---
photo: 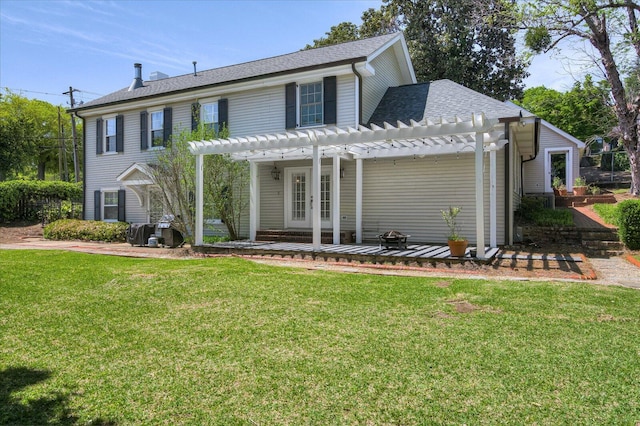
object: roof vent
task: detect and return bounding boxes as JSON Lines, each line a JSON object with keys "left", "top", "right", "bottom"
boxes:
{"left": 128, "top": 63, "right": 144, "bottom": 91}
{"left": 150, "top": 71, "right": 169, "bottom": 81}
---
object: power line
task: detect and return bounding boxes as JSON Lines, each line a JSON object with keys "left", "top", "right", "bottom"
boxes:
{"left": 2, "top": 87, "right": 103, "bottom": 100}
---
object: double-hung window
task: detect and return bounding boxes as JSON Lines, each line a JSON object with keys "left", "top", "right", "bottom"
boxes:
{"left": 103, "top": 191, "right": 119, "bottom": 221}
{"left": 202, "top": 102, "right": 219, "bottom": 132}
{"left": 299, "top": 82, "right": 323, "bottom": 127}
{"left": 104, "top": 118, "right": 117, "bottom": 153}
{"left": 150, "top": 111, "right": 164, "bottom": 148}
{"left": 285, "top": 76, "right": 336, "bottom": 129}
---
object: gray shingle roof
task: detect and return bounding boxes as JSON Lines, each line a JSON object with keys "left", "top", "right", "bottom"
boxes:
{"left": 74, "top": 33, "right": 400, "bottom": 111}
{"left": 368, "top": 79, "right": 522, "bottom": 126}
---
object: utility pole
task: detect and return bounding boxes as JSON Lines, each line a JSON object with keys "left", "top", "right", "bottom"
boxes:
{"left": 64, "top": 87, "right": 80, "bottom": 183}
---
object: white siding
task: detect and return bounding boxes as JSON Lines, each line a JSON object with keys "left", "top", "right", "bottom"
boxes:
{"left": 255, "top": 152, "right": 506, "bottom": 245}
{"left": 361, "top": 153, "right": 505, "bottom": 245}
{"left": 336, "top": 75, "right": 356, "bottom": 127}
{"left": 361, "top": 48, "right": 411, "bottom": 123}
{"left": 523, "top": 126, "right": 581, "bottom": 194}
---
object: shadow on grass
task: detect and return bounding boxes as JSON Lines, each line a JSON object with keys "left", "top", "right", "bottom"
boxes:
{"left": 0, "top": 366, "right": 116, "bottom": 425}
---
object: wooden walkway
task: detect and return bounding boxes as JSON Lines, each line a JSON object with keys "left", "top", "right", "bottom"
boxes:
{"left": 194, "top": 241, "right": 500, "bottom": 265}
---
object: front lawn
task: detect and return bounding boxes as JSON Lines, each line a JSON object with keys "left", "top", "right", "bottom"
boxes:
{"left": 1, "top": 251, "right": 639, "bottom": 424}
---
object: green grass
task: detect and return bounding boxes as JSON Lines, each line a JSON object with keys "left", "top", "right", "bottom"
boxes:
{"left": 1, "top": 250, "right": 640, "bottom": 425}
{"left": 594, "top": 203, "right": 620, "bottom": 226}
{"left": 533, "top": 208, "right": 573, "bottom": 226}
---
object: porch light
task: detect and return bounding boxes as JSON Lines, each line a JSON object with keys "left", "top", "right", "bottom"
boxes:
{"left": 270, "top": 165, "right": 280, "bottom": 180}
{"left": 340, "top": 167, "right": 345, "bottom": 179}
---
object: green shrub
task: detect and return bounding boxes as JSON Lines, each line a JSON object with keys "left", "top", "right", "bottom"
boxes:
{"left": 0, "top": 180, "right": 82, "bottom": 222}
{"left": 617, "top": 200, "right": 640, "bottom": 250}
{"left": 44, "top": 219, "right": 127, "bottom": 242}
{"left": 38, "top": 200, "right": 83, "bottom": 224}
{"left": 532, "top": 209, "right": 574, "bottom": 227}
{"left": 516, "top": 196, "right": 546, "bottom": 222}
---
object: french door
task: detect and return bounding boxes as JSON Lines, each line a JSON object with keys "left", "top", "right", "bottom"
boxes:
{"left": 284, "top": 167, "right": 332, "bottom": 228}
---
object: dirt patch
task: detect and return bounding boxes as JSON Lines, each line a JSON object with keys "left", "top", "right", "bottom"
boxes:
{"left": 0, "top": 222, "right": 43, "bottom": 243}
{"left": 447, "top": 300, "right": 480, "bottom": 313}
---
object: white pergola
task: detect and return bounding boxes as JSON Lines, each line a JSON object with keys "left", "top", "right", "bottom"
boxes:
{"left": 189, "top": 113, "right": 518, "bottom": 260}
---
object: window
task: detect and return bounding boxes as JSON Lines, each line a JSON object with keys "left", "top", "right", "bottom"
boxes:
{"left": 103, "top": 191, "right": 119, "bottom": 221}
{"left": 299, "top": 82, "right": 323, "bottom": 127}
{"left": 202, "top": 102, "right": 219, "bottom": 132}
{"left": 105, "top": 118, "right": 117, "bottom": 152}
{"left": 150, "top": 111, "right": 164, "bottom": 147}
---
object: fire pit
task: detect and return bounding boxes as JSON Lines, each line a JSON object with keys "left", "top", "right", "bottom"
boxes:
{"left": 378, "top": 230, "right": 410, "bottom": 250}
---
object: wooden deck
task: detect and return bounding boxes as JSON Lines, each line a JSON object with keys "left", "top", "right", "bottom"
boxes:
{"left": 193, "top": 242, "right": 500, "bottom": 265}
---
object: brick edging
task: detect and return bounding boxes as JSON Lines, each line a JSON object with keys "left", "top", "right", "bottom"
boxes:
{"left": 625, "top": 254, "right": 640, "bottom": 268}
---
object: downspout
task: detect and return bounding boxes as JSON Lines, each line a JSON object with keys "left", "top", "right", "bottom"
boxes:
{"left": 520, "top": 117, "right": 541, "bottom": 196}
{"left": 351, "top": 63, "right": 363, "bottom": 125}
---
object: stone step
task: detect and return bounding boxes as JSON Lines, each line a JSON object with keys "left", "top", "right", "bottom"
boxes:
{"left": 581, "top": 230, "right": 619, "bottom": 241}
{"left": 582, "top": 240, "right": 625, "bottom": 251}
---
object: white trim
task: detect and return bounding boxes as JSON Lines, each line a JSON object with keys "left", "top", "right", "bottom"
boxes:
{"left": 332, "top": 155, "right": 341, "bottom": 244}
{"left": 101, "top": 188, "right": 120, "bottom": 223}
{"left": 544, "top": 147, "right": 574, "bottom": 192}
{"left": 249, "top": 161, "right": 258, "bottom": 241}
{"left": 355, "top": 158, "right": 363, "bottom": 244}
{"left": 195, "top": 154, "right": 204, "bottom": 246}
{"left": 475, "top": 132, "right": 486, "bottom": 259}
{"left": 312, "top": 145, "right": 321, "bottom": 250}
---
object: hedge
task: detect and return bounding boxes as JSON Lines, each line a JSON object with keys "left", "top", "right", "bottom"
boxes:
{"left": 0, "top": 180, "right": 83, "bottom": 222}
{"left": 44, "top": 219, "right": 127, "bottom": 243}
{"left": 617, "top": 200, "right": 640, "bottom": 250}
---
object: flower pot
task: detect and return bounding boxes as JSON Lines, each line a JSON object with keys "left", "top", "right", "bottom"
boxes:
{"left": 448, "top": 239, "right": 468, "bottom": 257}
{"left": 573, "top": 186, "right": 587, "bottom": 196}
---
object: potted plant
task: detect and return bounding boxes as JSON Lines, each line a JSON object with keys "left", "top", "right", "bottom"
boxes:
{"left": 589, "top": 184, "right": 601, "bottom": 195}
{"left": 552, "top": 177, "right": 567, "bottom": 196}
{"left": 441, "top": 206, "right": 468, "bottom": 257}
{"left": 573, "top": 176, "right": 588, "bottom": 195}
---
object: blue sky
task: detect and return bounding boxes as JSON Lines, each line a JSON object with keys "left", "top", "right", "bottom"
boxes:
{"left": 1, "top": 0, "right": 580, "bottom": 107}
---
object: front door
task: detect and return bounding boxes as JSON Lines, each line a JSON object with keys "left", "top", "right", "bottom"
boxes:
{"left": 545, "top": 148, "right": 572, "bottom": 192}
{"left": 284, "top": 167, "right": 332, "bottom": 228}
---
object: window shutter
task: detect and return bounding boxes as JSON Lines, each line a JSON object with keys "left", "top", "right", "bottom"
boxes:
{"left": 140, "top": 111, "right": 148, "bottom": 150}
{"left": 163, "top": 107, "right": 172, "bottom": 146}
{"left": 94, "top": 190, "right": 101, "bottom": 221}
{"left": 191, "top": 103, "right": 200, "bottom": 131}
{"left": 218, "top": 98, "right": 228, "bottom": 133}
{"left": 96, "top": 119, "right": 103, "bottom": 155}
{"left": 285, "top": 82, "right": 296, "bottom": 129}
{"left": 323, "top": 76, "right": 337, "bottom": 125}
{"left": 116, "top": 114, "right": 124, "bottom": 153}
{"left": 118, "top": 189, "right": 126, "bottom": 222}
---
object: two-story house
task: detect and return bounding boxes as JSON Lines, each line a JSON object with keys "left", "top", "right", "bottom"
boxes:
{"left": 70, "top": 32, "right": 541, "bottom": 258}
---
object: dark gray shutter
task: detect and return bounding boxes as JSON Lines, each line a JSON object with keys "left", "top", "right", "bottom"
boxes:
{"left": 218, "top": 98, "right": 228, "bottom": 132}
{"left": 323, "top": 76, "right": 337, "bottom": 125}
{"left": 285, "top": 82, "right": 296, "bottom": 129}
{"left": 163, "top": 107, "right": 172, "bottom": 146}
{"left": 191, "top": 103, "right": 200, "bottom": 131}
{"left": 118, "top": 189, "right": 126, "bottom": 222}
{"left": 96, "top": 119, "right": 103, "bottom": 155}
{"left": 140, "top": 111, "right": 148, "bottom": 150}
{"left": 116, "top": 114, "right": 124, "bottom": 152}
{"left": 94, "top": 190, "right": 101, "bottom": 221}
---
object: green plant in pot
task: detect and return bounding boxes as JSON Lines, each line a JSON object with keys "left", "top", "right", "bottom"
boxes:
{"left": 442, "top": 206, "right": 468, "bottom": 257}
{"left": 552, "top": 176, "right": 567, "bottom": 196}
{"left": 573, "top": 176, "right": 588, "bottom": 195}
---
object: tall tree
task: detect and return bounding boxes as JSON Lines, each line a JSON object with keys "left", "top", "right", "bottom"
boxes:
{"left": 0, "top": 90, "right": 77, "bottom": 181}
{"left": 305, "top": 1, "right": 528, "bottom": 101}
{"left": 395, "top": 0, "right": 528, "bottom": 100}
{"left": 521, "top": 0, "right": 640, "bottom": 195}
{"left": 518, "top": 75, "right": 617, "bottom": 144}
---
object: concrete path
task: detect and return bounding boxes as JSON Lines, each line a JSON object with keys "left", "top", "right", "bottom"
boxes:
{"left": 588, "top": 256, "right": 640, "bottom": 289}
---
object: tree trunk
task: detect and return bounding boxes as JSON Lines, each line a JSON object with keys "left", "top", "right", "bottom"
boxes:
{"left": 37, "top": 162, "right": 46, "bottom": 180}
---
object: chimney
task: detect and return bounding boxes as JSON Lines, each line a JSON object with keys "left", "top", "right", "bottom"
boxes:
{"left": 193, "top": 61, "right": 197, "bottom": 76}
{"left": 128, "top": 63, "right": 144, "bottom": 91}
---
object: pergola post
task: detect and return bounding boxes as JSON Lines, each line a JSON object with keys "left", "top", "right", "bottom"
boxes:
{"left": 332, "top": 155, "right": 341, "bottom": 245}
{"left": 355, "top": 158, "right": 363, "bottom": 244}
{"left": 475, "top": 132, "right": 486, "bottom": 259}
{"left": 249, "top": 161, "right": 258, "bottom": 241}
{"left": 490, "top": 146, "right": 497, "bottom": 248}
{"left": 312, "top": 145, "right": 321, "bottom": 250}
{"left": 195, "top": 154, "right": 204, "bottom": 246}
